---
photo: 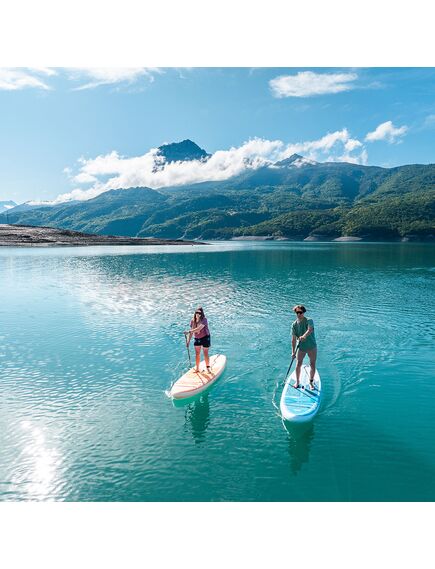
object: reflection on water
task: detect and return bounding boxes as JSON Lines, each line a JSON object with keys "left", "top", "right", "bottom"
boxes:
{"left": 284, "top": 421, "right": 315, "bottom": 475}
{"left": 184, "top": 395, "right": 211, "bottom": 444}
{"left": 8, "top": 421, "right": 63, "bottom": 501}
{"left": 0, "top": 242, "right": 434, "bottom": 501}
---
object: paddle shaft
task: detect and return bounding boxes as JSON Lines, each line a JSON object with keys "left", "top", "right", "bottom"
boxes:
{"left": 272, "top": 341, "right": 300, "bottom": 412}
{"left": 285, "top": 341, "right": 300, "bottom": 380}
{"left": 184, "top": 332, "right": 192, "bottom": 367}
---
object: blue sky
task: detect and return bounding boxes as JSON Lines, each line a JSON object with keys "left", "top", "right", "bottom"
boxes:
{"left": 0, "top": 67, "right": 434, "bottom": 204}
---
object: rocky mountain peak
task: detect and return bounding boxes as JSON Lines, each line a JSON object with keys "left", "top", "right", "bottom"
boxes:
{"left": 157, "top": 139, "right": 210, "bottom": 163}
{"left": 274, "top": 154, "right": 318, "bottom": 168}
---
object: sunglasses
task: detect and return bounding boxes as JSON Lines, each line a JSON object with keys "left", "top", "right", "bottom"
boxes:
{"left": 295, "top": 311, "right": 303, "bottom": 315}
{"left": 195, "top": 311, "right": 202, "bottom": 315}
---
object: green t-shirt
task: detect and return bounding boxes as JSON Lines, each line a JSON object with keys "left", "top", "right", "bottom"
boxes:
{"left": 291, "top": 317, "right": 317, "bottom": 351}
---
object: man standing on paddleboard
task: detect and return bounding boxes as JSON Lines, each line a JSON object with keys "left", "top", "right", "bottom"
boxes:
{"left": 185, "top": 307, "right": 211, "bottom": 373}
{"left": 291, "top": 305, "right": 317, "bottom": 390}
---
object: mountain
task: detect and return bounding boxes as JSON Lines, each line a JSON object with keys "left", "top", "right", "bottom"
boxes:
{"left": 0, "top": 200, "right": 17, "bottom": 214}
{"left": 5, "top": 201, "right": 57, "bottom": 214}
{"left": 274, "top": 154, "right": 318, "bottom": 168}
{"left": 1, "top": 148, "right": 434, "bottom": 241}
{"left": 157, "top": 139, "right": 209, "bottom": 163}
{"left": 1, "top": 187, "right": 167, "bottom": 237}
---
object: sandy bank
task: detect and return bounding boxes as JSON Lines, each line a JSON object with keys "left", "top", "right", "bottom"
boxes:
{"left": 0, "top": 224, "right": 202, "bottom": 247}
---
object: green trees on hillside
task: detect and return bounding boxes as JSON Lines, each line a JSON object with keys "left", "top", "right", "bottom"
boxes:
{"left": 342, "top": 192, "right": 435, "bottom": 237}
{"left": 1, "top": 162, "right": 434, "bottom": 240}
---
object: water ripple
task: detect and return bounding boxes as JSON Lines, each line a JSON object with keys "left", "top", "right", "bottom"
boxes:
{"left": 0, "top": 242, "right": 434, "bottom": 501}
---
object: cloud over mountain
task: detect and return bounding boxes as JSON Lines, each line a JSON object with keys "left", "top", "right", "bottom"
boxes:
{"left": 38, "top": 130, "right": 369, "bottom": 205}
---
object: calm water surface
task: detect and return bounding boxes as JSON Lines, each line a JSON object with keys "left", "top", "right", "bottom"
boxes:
{"left": 0, "top": 241, "right": 434, "bottom": 501}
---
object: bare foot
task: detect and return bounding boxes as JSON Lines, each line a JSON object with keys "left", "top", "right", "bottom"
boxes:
{"left": 293, "top": 383, "right": 300, "bottom": 389}
{"left": 309, "top": 380, "right": 315, "bottom": 390}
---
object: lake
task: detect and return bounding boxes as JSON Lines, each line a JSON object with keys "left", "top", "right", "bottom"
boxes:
{"left": 0, "top": 241, "right": 434, "bottom": 501}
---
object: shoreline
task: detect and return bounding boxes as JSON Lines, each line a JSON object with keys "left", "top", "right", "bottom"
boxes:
{"left": 231, "top": 234, "right": 434, "bottom": 243}
{"left": 0, "top": 224, "right": 203, "bottom": 247}
{"left": 1, "top": 225, "right": 432, "bottom": 247}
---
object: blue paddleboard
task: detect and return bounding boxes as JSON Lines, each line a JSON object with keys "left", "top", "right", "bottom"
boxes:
{"left": 280, "top": 364, "right": 322, "bottom": 422}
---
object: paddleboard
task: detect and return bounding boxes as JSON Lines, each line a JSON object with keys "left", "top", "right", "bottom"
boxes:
{"left": 170, "top": 354, "right": 226, "bottom": 399}
{"left": 280, "top": 364, "right": 321, "bottom": 422}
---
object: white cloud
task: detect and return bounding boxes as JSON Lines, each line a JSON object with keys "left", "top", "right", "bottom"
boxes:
{"left": 276, "top": 129, "right": 366, "bottom": 163}
{"left": 73, "top": 172, "right": 98, "bottom": 184}
{"left": 0, "top": 68, "right": 53, "bottom": 91}
{"left": 269, "top": 71, "right": 358, "bottom": 98}
{"left": 333, "top": 149, "right": 368, "bottom": 165}
{"left": 365, "top": 120, "right": 408, "bottom": 143}
{"left": 27, "top": 67, "right": 58, "bottom": 76}
{"left": 0, "top": 67, "right": 163, "bottom": 92}
{"left": 43, "top": 129, "right": 368, "bottom": 205}
{"left": 344, "top": 138, "right": 363, "bottom": 152}
{"left": 68, "top": 67, "right": 162, "bottom": 90}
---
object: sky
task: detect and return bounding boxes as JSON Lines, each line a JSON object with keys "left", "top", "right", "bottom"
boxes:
{"left": 0, "top": 67, "right": 434, "bottom": 204}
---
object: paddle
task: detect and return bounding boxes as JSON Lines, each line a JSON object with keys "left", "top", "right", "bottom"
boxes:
{"left": 183, "top": 331, "right": 192, "bottom": 368}
{"left": 272, "top": 341, "right": 300, "bottom": 412}
{"left": 284, "top": 341, "right": 300, "bottom": 382}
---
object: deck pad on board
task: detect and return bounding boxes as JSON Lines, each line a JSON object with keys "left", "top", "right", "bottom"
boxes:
{"left": 170, "top": 354, "right": 226, "bottom": 399}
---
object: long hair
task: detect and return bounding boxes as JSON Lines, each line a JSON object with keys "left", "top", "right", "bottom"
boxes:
{"left": 192, "top": 306, "right": 205, "bottom": 325}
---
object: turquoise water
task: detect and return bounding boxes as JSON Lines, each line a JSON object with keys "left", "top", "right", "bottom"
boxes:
{"left": 0, "top": 241, "right": 434, "bottom": 501}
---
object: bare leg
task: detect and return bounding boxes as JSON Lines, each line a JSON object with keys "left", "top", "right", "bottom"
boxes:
{"left": 295, "top": 351, "right": 305, "bottom": 387}
{"left": 203, "top": 347, "right": 210, "bottom": 369}
{"left": 308, "top": 348, "right": 317, "bottom": 380}
{"left": 307, "top": 348, "right": 317, "bottom": 388}
{"left": 195, "top": 346, "right": 201, "bottom": 371}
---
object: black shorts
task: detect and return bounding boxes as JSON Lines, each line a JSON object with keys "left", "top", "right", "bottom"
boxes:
{"left": 194, "top": 335, "right": 211, "bottom": 348}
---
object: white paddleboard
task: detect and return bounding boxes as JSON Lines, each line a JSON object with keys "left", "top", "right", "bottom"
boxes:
{"left": 280, "top": 364, "right": 322, "bottom": 422}
{"left": 170, "top": 354, "right": 226, "bottom": 399}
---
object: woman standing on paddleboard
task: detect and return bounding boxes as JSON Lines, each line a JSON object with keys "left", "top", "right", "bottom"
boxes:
{"left": 291, "top": 305, "right": 317, "bottom": 390}
{"left": 185, "top": 307, "right": 211, "bottom": 373}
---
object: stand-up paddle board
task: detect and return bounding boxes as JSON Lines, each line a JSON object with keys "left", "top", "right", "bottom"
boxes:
{"left": 170, "top": 354, "right": 226, "bottom": 400}
{"left": 280, "top": 364, "right": 321, "bottom": 422}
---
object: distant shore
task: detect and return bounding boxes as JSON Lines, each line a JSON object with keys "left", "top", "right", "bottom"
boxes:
{"left": 231, "top": 234, "right": 434, "bottom": 243}
{"left": 1, "top": 225, "right": 432, "bottom": 247}
{"left": 0, "top": 224, "right": 203, "bottom": 247}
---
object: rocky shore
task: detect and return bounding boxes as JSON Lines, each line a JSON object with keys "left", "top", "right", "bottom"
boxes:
{"left": 0, "top": 224, "right": 202, "bottom": 247}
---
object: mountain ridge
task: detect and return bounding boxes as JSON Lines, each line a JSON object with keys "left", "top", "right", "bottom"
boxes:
{"left": 0, "top": 200, "right": 17, "bottom": 214}
{"left": 1, "top": 145, "right": 434, "bottom": 241}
